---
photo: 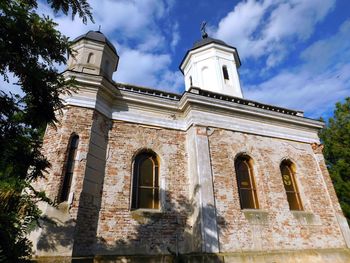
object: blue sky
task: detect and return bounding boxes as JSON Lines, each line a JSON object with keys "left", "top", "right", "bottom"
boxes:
{"left": 2, "top": 0, "right": 350, "bottom": 119}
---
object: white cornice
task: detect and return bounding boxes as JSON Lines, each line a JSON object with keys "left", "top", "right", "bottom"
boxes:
{"left": 60, "top": 73, "right": 323, "bottom": 143}
{"left": 179, "top": 92, "right": 323, "bottom": 130}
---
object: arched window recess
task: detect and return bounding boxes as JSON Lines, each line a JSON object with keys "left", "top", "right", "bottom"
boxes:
{"left": 131, "top": 151, "right": 160, "bottom": 210}
{"left": 235, "top": 154, "right": 259, "bottom": 209}
{"left": 222, "top": 65, "right": 229, "bottom": 80}
{"left": 87, "top": 52, "right": 94, "bottom": 63}
{"left": 280, "top": 160, "right": 303, "bottom": 211}
{"left": 59, "top": 134, "right": 79, "bottom": 203}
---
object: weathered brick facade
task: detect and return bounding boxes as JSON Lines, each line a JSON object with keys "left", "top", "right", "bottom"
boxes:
{"left": 31, "top": 105, "right": 350, "bottom": 262}
{"left": 209, "top": 130, "right": 344, "bottom": 251}
{"left": 96, "top": 122, "right": 190, "bottom": 255}
{"left": 29, "top": 31, "right": 350, "bottom": 262}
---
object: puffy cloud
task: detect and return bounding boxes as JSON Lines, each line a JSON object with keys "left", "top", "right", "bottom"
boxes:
{"left": 214, "top": 0, "right": 336, "bottom": 68}
{"left": 114, "top": 46, "right": 182, "bottom": 93}
{"left": 156, "top": 70, "right": 183, "bottom": 93}
{"left": 300, "top": 20, "right": 350, "bottom": 72}
{"left": 245, "top": 65, "right": 350, "bottom": 118}
{"left": 244, "top": 20, "right": 350, "bottom": 118}
{"left": 38, "top": 0, "right": 173, "bottom": 45}
{"left": 115, "top": 47, "right": 170, "bottom": 85}
{"left": 36, "top": 0, "right": 183, "bottom": 92}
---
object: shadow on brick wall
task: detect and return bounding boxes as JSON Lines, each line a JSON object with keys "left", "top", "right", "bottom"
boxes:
{"left": 92, "top": 188, "right": 227, "bottom": 263}
{"left": 36, "top": 187, "right": 227, "bottom": 263}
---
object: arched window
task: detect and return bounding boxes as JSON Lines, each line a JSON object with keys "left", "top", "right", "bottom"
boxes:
{"left": 87, "top": 52, "right": 94, "bottom": 63}
{"left": 280, "top": 160, "right": 303, "bottom": 210}
{"left": 131, "top": 151, "right": 159, "bottom": 209}
{"left": 235, "top": 155, "right": 259, "bottom": 209}
{"left": 59, "top": 134, "right": 79, "bottom": 203}
{"left": 222, "top": 65, "right": 229, "bottom": 80}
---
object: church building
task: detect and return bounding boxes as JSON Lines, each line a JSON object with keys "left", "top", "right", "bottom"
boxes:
{"left": 30, "top": 30, "right": 350, "bottom": 262}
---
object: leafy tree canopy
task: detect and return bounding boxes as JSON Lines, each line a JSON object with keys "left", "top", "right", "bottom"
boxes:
{"left": 320, "top": 97, "right": 350, "bottom": 222}
{"left": 0, "top": 0, "right": 92, "bottom": 261}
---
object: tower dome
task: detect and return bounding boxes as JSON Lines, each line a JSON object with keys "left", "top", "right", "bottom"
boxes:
{"left": 180, "top": 35, "right": 243, "bottom": 98}
{"left": 67, "top": 30, "right": 119, "bottom": 80}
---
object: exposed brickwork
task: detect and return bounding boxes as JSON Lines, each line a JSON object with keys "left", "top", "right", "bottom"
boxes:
{"left": 95, "top": 122, "right": 190, "bottom": 255}
{"left": 208, "top": 129, "right": 345, "bottom": 252}
{"left": 33, "top": 106, "right": 348, "bottom": 260}
{"left": 37, "top": 106, "right": 95, "bottom": 213}
{"left": 312, "top": 143, "right": 343, "bottom": 215}
{"left": 31, "top": 31, "right": 350, "bottom": 262}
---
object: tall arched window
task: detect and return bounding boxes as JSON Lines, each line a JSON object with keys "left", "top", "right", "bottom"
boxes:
{"left": 131, "top": 151, "right": 159, "bottom": 209}
{"left": 235, "top": 155, "right": 259, "bottom": 209}
{"left": 59, "top": 134, "right": 79, "bottom": 203}
{"left": 280, "top": 160, "right": 303, "bottom": 210}
{"left": 222, "top": 65, "right": 229, "bottom": 80}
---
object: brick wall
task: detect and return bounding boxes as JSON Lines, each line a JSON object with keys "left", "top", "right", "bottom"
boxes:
{"left": 34, "top": 105, "right": 348, "bottom": 258}
{"left": 208, "top": 129, "right": 345, "bottom": 252}
{"left": 38, "top": 106, "right": 94, "bottom": 212}
{"left": 95, "top": 122, "right": 191, "bottom": 255}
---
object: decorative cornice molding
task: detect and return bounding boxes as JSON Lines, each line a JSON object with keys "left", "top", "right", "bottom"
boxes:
{"left": 60, "top": 72, "right": 323, "bottom": 144}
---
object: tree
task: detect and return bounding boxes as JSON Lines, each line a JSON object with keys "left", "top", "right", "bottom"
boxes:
{"left": 0, "top": 1, "right": 93, "bottom": 261}
{"left": 319, "top": 98, "right": 350, "bottom": 222}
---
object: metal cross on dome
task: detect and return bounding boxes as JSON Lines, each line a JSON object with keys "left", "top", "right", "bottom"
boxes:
{"left": 201, "top": 21, "right": 208, "bottom": 39}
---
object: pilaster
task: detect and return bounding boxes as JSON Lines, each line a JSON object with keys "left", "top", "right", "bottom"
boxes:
{"left": 187, "top": 125, "right": 219, "bottom": 253}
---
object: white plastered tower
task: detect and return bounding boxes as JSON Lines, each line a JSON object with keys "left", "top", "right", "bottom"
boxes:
{"left": 180, "top": 36, "right": 243, "bottom": 98}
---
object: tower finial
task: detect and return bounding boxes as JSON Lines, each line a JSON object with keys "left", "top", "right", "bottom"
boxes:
{"left": 201, "top": 21, "right": 208, "bottom": 39}
{"left": 98, "top": 25, "right": 101, "bottom": 32}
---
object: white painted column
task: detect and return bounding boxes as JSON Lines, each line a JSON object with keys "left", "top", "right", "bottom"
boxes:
{"left": 187, "top": 125, "right": 219, "bottom": 253}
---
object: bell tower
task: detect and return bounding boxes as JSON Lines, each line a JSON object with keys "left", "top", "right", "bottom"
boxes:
{"left": 67, "top": 30, "right": 119, "bottom": 80}
{"left": 180, "top": 27, "right": 243, "bottom": 98}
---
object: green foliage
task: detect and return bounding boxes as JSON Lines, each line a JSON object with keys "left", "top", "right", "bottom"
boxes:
{"left": 319, "top": 98, "right": 350, "bottom": 222}
{"left": 0, "top": 0, "right": 92, "bottom": 261}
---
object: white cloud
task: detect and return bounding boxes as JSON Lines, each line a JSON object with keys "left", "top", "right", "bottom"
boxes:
{"left": 157, "top": 70, "right": 183, "bottom": 93}
{"left": 38, "top": 0, "right": 176, "bottom": 49}
{"left": 245, "top": 65, "right": 350, "bottom": 118}
{"left": 300, "top": 20, "right": 350, "bottom": 72}
{"left": 245, "top": 20, "right": 350, "bottom": 118}
{"left": 36, "top": 0, "right": 183, "bottom": 92}
{"left": 214, "top": 0, "right": 336, "bottom": 68}
{"left": 170, "top": 22, "right": 180, "bottom": 52}
{"left": 114, "top": 46, "right": 182, "bottom": 92}
{"left": 115, "top": 48, "right": 170, "bottom": 85}
{"left": 136, "top": 33, "right": 166, "bottom": 52}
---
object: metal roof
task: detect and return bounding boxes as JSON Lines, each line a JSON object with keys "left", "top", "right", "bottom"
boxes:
{"left": 73, "top": 30, "right": 117, "bottom": 55}
{"left": 179, "top": 37, "right": 242, "bottom": 73}
{"left": 192, "top": 37, "right": 230, "bottom": 49}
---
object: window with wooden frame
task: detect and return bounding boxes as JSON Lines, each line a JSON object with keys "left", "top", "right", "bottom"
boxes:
{"left": 280, "top": 160, "right": 303, "bottom": 211}
{"left": 59, "top": 134, "right": 79, "bottom": 203}
{"left": 131, "top": 152, "right": 159, "bottom": 209}
{"left": 235, "top": 155, "right": 259, "bottom": 209}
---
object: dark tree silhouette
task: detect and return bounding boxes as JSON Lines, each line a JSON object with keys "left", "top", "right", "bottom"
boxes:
{"left": 320, "top": 97, "right": 350, "bottom": 222}
{"left": 0, "top": 1, "right": 93, "bottom": 261}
